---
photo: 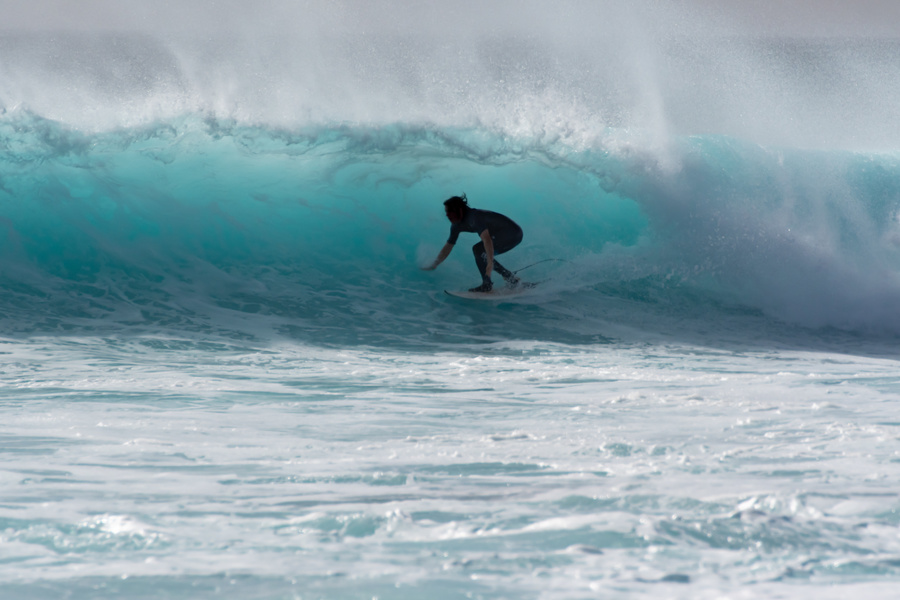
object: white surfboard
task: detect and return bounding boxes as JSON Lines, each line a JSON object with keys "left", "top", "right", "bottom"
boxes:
{"left": 444, "top": 282, "right": 539, "bottom": 300}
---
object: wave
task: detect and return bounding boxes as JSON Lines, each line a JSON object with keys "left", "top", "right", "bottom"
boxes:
{"left": 1, "top": 110, "right": 899, "bottom": 343}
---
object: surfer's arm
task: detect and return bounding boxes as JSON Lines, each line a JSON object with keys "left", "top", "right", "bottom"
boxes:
{"left": 480, "top": 229, "right": 494, "bottom": 278}
{"left": 423, "top": 242, "right": 454, "bottom": 270}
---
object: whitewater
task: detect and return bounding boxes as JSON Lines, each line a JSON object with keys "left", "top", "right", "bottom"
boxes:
{"left": 2, "top": 2, "right": 900, "bottom": 598}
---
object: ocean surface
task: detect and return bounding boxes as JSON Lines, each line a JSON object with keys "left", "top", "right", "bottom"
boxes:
{"left": 2, "top": 3, "right": 900, "bottom": 598}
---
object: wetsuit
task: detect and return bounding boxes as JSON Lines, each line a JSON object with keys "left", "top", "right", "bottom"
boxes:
{"left": 447, "top": 208, "right": 523, "bottom": 285}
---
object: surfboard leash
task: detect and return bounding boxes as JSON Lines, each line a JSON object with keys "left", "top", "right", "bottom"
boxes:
{"left": 512, "top": 258, "right": 569, "bottom": 275}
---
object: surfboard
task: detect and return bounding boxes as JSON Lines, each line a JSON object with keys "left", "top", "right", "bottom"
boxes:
{"left": 444, "top": 282, "right": 538, "bottom": 300}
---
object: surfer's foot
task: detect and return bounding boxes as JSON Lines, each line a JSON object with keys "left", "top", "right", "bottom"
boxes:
{"left": 469, "top": 281, "right": 493, "bottom": 293}
{"left": 505, "top": 275, "right": 520, "bottom": 288}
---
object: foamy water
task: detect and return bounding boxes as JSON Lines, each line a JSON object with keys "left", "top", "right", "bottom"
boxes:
{"left": 3, "top": 334, "right": 900, "bottom": 598}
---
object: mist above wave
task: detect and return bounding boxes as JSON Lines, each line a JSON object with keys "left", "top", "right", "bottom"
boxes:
{"left": 2, "top": 2, "right": 900, "bottom": 149}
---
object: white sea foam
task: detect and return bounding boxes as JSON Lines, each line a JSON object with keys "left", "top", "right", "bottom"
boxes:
{"left": 1, "top": 334, "right": 899, "bottom": 598}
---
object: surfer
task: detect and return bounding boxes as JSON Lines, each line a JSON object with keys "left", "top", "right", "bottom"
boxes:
{"left": 422, "top": 194, "right": 522, "bottom": 292}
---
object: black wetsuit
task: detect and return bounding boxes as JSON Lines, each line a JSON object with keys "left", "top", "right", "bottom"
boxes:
{"left": 447, "top": 208, "right": 523, "bottom": 285}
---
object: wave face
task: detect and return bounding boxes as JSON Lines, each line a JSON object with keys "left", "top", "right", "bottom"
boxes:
{"left": 1, "top": 111, "right": 899, "bottom": 342}
{"left": 2, "top": 7, "right": 900, "bottom": 344}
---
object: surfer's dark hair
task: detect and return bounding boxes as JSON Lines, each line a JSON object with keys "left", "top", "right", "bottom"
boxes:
{"left": 443, "top": 194, "right": 469, "bottom": 214}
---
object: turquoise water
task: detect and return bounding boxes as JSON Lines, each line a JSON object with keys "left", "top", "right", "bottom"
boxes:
{"left": 3, "top": 113, "right": 900, "bottom": 340}
{"left": 2, "top": 6, "right": 900, "bottom": 599}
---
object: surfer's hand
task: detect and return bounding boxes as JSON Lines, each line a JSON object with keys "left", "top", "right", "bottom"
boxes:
{"left": 421, "top": 263, "right": 436, "bottom": 271}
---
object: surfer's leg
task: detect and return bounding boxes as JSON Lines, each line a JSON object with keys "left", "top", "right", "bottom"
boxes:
{"left": 493, "top": 260, "right": 514, "bottom": 280}
{"left": 473, "top": 242, "right": 517, "bottom": 290}
{"left": 472, "top": 241, "right": 491, "bottom": 285}
{"left": 468, "top": 242, "right": 493, "bottom": 292}
{"left": 490, "top": 225, "right": 523, "bottom": 284}
{"left": 491, "top": 225, "right": 523, "bottom": 256}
